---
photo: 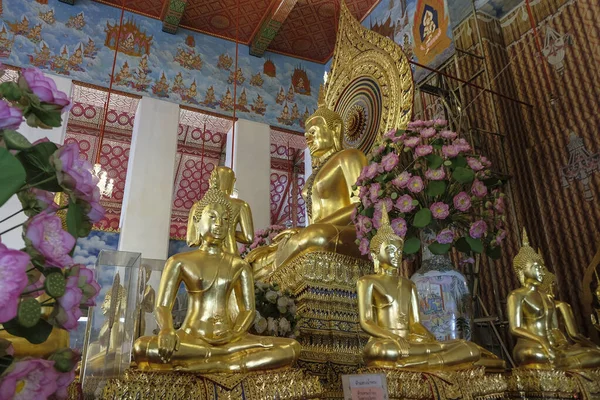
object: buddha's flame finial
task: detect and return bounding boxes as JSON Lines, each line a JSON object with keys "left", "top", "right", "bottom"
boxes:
{"left": 317, "top": 84, "right": 326, "bottom": 107}
{"left": 522, "top": 228, "right": 530, "bottom": 247}
{"left": 380, "top": 203, "right": 391, "bottom": 227}
{"left": 369, "top": 204, "right": 403, "bottom": 255}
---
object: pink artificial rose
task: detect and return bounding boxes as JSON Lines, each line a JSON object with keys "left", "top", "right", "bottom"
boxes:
{"left": 433, "top": 119, "right": 447, "bottom": 127}
{"left": 395, "top": 194, "right": 416, "bottom": 213}
{"left": 453, "top": 138, "right": 471, "bottom": 153}
{"left": 407, "top": 120, "right": 426, "bottom": 129}
{"left": 436, "top": 229, "right": 454, "bottom": 244}
{"left": 392, "top": 171, "right": 411, "bottom": 188}
{"left": 54, "top": 370, "right": 75, "bottom": 400}
{"left": 453, "top": 192, "right": 472, "bottom": 212}
{"left": 460, "top": 257, "right": 475, "bottom": 266}
{"left": 391, "top": 218, "right": 407, "bottom": 237}
{"left": 442, "top": 144, "right": 459, "bottom": 158}
{"left": 415, "top": 145, "right": 433, "bottom": 157}
{"left": 363, "top": 163, "right": 379, "bottom": 180}
{"left": 403, "top": 136, "right": 420, "bottom": 148}
{"left": 471, "top": 179, "right": 488, "bottom": 198}
{"left": 25, "top": 212, "right": 75, "bottom": 268}
{"left": 51, "top": 143, "right": 98, "bottom": 202}
{"left": 440, "top": 130, "right": 457, "bottom": 140}
{"left": 467, "top": 157, "right": 484, "bottom": 171}
{"left": 407, "top": 176, "right": 424, "bottom": 193}
{"left": 495, "top": 229, "right": 507, "bottom": 246}
{"left": 375, "top": 198, "right": 393, "bottom": 214}
{"left": 55, "top": 275, "right": 83, "bottom": 330}
{"left": 0, "top": 243, "right": 30, "bottom": 323}
{"left": 372, "top": 144, "right": 386, "bottom": 156}
{"left": 356, "top": 215, "right": 373, "bottom": 235}
{"left": 369, "top": 183, "right": 381, "bottom": 203}
{"left": 430, "top": 202, "right": 450, "bottom": 219}
{"left": 392, "top": 132, "right": 406, "bottom": 143}
{"left": 381, "top": 152, "right": 399, "bottom": 172}
{"left": 0, "top": 358, "right": 59, "bottom": 400}
{"left": 420, "top": 127, "right": 437, "bottom": 139}
{"left": 358, "top": 238, "right": 370, "bottom": 256}
{"left": 480, "top": 156, "right": 492, "bottom": 167}
{"left": 383, "top": 128, "right": 397, "bottom": 139}
{"left": 423, "top": 120, "right": 434, "bottom": 127}
{"left": 0, "top": 100, "right": 23, "bottom": 130}
{"left": 22, "top": 68, "right": 71, "bottom": 113}
{"left": 469, "top": 220, "right": 487, "bottom": 239}
{"left": 494, "top": 196, "right": 505, "bottom": 214}
{"left": 425, "top": 168, "right": 446, "bottom": 181}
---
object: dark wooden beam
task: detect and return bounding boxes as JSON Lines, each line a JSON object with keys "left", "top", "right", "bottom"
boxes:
{"left": 162, "top": 0, "right": 188, "bottom": 34}
{"left": 58, "top": 0, "right": 76, "bottom": 4}
{"left": 249, "top": 0, "right": 297, "bottom": 57}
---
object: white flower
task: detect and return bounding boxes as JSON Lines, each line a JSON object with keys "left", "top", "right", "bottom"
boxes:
{"left": 288, "top": 303, "right": 297, "bottom": 316}
{"left": 278, "top": 317, "right": 291, "bottom": 336}
{"left": 255, "top": 281, "right": 269, "bottom": 291}
{"left": 253, "top": 310, "right": 262, "bottom": 325}
{"left": 267, "top": 317, "right": 278, "bottom": 335}
{"left": 254, "top": 317, "right": 267, "bottom": 334}
{"left": 277, "top": 297, "right": 288, "bottom": 314}
{"left": 265, "top": 290, "right": 278, "bottom": 304}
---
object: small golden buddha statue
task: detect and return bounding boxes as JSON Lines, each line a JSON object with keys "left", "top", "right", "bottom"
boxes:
{"left": 357, "top": 206, "right": 503, "bottom": 370}
{"left": 187, "top": 166, "right": 254, "bottom": 256}
{"left": 507, "top": 230, "right": 600, "bottom": 369}
{"left": 133, "top": 172, "right": 300, "bottom": 372}
{"left": 248, "top": 86, "right": 367, "bottom": 278}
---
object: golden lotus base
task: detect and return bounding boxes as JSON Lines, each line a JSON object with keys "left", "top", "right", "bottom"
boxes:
{"left": 361, "top": 366, "right": 506, "bottom": 400}
{"left": 98, "top": 368, "right": 323, "bottom": 400}
{"left": 506, "top": 368, "right": 600, "bottom": 399}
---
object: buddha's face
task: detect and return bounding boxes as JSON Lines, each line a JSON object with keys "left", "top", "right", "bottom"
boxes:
{"left": 305, "top": 117, "right": 334, "bottom": 157}
{"left": 195, "top": 203, "right": 229, "bottom": 243}
{"left": 376, "top": 239, "right": 403, "bottom": 269}
{"left": 523, "top": 261, "right": 545, "bottom": 284}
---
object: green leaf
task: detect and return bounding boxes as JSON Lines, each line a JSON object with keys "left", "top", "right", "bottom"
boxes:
{"left": 452, "top": 156, "right": 467, "bottom": 169}
{"left": 428, "top": 242, "right": 452, "bottom": 255}
{"left": 3, "top": 130, "right": 32, "bottom": 151}
{"left": 26, "top": 103, "right": 63, "bottom": 128}
{"left": 486, "top": 245, "right": 502, "bottom": 260}
{"left": 16, "top": 142, "right": 62, "bottom": 192}
{"left": 0, "top": 147, "right": 26, "bottom": 207}
{"left": 3, "top": 318, "right": 53, "bottom": 344}
{"left": 426, "top": 181, "right": 446, "bottom": 197}
{"left": 67, "top": 200, "right": 90, "bottom": 239}
{"left": 413, "top": 208, "right": 432, "bottom": 228}
{"left": 403, "top": 236, "right": 421, "bottom": 254}
{"left": 0, "top": 81, "right": 23, "bottom": 101}
{"left": 363, "top": 206, "right": 374, "bottom": 218}
{"left": 453, "top": 166, "right": 475, "bottom": 184}
{"left": 455, "top": 237, "right": 471, "bottom": 253}
{"left": 466, "top": 237, "right": 483, "bottom": 253}
{"left": 425, "top": 154, "right": 443, "bottom": 169}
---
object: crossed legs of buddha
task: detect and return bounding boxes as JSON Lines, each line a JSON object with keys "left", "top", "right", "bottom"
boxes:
{"left": 515, "top": 340, "right": 600, "bottom": 369}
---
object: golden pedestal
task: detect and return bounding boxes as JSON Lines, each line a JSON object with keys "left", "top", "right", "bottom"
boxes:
{"left": 265, "top": 251, "right": 373, "bottom": 396}
{"left": 506, "top": 368, "right": 600, "bottom": 399}
{"left": 362, "top": 367, "right": 506, "bottom": 400}
{"left": 98, "top": 368, "right": 323, "bottom": 400}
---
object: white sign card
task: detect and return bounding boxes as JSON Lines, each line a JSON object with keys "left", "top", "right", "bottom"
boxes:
{"left": 342, "top": 374, "right": 389, "bottom": 400}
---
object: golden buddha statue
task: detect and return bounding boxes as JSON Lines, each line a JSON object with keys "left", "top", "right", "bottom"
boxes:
{"left": 507, "top": 230, "right": 600, "bottom": 369}
{"left": 357, "top": 206, "right": 504, "bottom": 370}
{"left": 133, "top": 172, "right": 300, "bottom": 372}
{"left": 248, "top": 87, "right": 367, "bottom": 279}
{"left": 187, "top": 166, "right": 253, "bottom": 256}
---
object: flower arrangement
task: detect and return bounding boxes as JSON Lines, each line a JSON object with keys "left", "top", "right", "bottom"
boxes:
{"left": 250, "top": 281, "right": 298, "bottom": 338}
{"left": 239, "top": 224, "right": 287, "bottom": 258}
{"left": 0, "top": 66, "right": 102, "bottom": 399}
{"left": 352, "top": 119, "right": 506, "bottom": 259}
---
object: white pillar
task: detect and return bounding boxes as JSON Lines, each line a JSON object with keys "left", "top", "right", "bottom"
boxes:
{"left": 0, "top": 75, "right": 72, "bottom": 250}
{"left": 118, "top": 97, "right": 179, "bottom": 260}
{"left": 225, "top": 119, "right": 270, "bottom": 231}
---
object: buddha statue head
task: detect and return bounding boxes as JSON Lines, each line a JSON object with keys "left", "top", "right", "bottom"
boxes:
{"left": 513, "top": 229, "right": 546, "bottom": 286}
{"left": 305, "top": 85, "right": 344, "bottom": 158}
{"left": 216, "top": 166, "right": 236, "bottom": 197}
{"left": 189, "top": 170, "right": 232, "bottom": 246}
{"left": 369, "top": 205, "right": 404, "bottom": 273}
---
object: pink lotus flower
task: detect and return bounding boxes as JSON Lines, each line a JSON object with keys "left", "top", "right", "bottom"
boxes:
{"left": 381, "top": 152, "right": 399, "bottom": 172}
{"left": 430, "top": 202, "right": 450, "bottom": 219}
{"left": 372, "top": 144, "right": 386, "bottom": 156}
{"left": 25, "top": 212, "right": 75, "bottom": 268}
{"left": 74, "top": 265, "right": 100, "bottom": 306}
{"left": 436, "top": 229, "right": 454, "bottom": 244}
{"left": 453, "top": 138, "right": 471, "bottom": 152}
{"left": 467, "top": 157, "right": 484, "bottom": 171}
{"left": 494, "top": 196, "right": 505, "bottom": 214}
{"left": 469, "top": 220, "right": 487, "bottom": 239}
{"left": 55, "top": 275, "right": 83, "bottom": 330}
{"left": 420, "top": 127, "right": 436, "bottom": 138}
{"left": 359, "top": 238, "right": 370, "bottom": 255}
{"left": 442, "top": 144, "right": 459, "bottom": 158}
{"left": 392, "top": 171, "right": 411, "bottom": 188}
{"left": 55, "top": 370, "right": 75, "bottom": 400}
{"left": 51, "top": 143, "right": 98, "bottom": 202}
{"left": 391, "top": 132, "right": 406, "bottom": 143}
{"left": 415, "top": 145, "right": 433, "bottom": 157}
{"left": 395, "top": 194, "right": 416, "bottom": 213}
{"left": 403, "top": 136, "right": 420, "bottom": 148}
{"left": 369, "top": 183, "right": 381, "bottom": 203}
{"left": 453, "top": 192, "right": 471, "bottom": 212}
{"left": 383, "top": 128, "right": 397, "bottom": 139}
{"left": 84, "top": 188, "right": 105, "bottom": 222}
{"left": 362, "top": 163, "right": 379, "bottom": 180}
{"left": 471, "top": 179, "right": 488, "bottom": 198}
{"left": 425, "top": 168, "right": 446, "bottom": 181}
{"left": 433, "top": 119, "right": 447, "bottom": 127}
{"left": 407, "top": 120, "right": 426, "bottom": 129}
{"left": 0, "top": 243, "right": 30, "bottom": 323}
{"left": 407, "top": 176, "right": 424, "bottom": 193}
{"left": 0, "top": 100, "right": 23, "bottom": 130}
{"left": 440, "top": 130, "right": 457, "bottom": 139}
{"left": 22, "top": 68, "right": 71, "bottom": 113}
{"left": 391, "top": 218, "right": 407, "bottom": 237}
{"left": 423, "top": 120, "right": 434, "bottom": 127}
{"left": 0, "top": 358, "right": 59, "bottom": 400}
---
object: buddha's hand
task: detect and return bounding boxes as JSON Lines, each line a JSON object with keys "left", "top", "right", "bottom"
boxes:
{"left": 540, "top": 339, "right": 556, "bottom": 361}
{"left": 158, "top": 329, "right": 179, "bottom": 363}
{"left": 393, "top": 336, "right": 411, "bottom": 357}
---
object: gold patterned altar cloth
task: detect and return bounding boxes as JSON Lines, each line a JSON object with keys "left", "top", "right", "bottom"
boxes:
{"left": 506, "top": 368, "right": 600, "bottom": 399}
{"left": 264, "top": 251, "right": 373, "bottom": 396}
{"left": 98, "top": 368, "right": 323, "bottom": 400}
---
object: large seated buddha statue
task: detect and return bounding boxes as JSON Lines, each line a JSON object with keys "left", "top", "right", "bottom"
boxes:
{"left": 248, "top": 88, "right": 367, "bottom": 279}
{"left": 507, "top": 230, "right": 600, "bottom": 369}
{"left": 358, "top": 206, "right": 505, "bottom": 370}
{"left": 133, "top": 171, "right": 300, "bottom": 372}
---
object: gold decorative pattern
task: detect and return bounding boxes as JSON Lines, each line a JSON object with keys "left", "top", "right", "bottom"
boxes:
{"left": 324, "top": 1, "right": 413, "bottom": 155}
{"left": 506, "top": 368, "right": 600, "bottom": 399}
